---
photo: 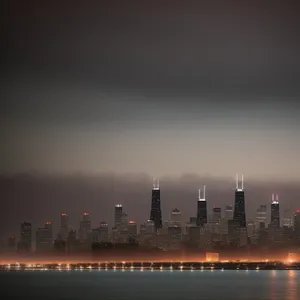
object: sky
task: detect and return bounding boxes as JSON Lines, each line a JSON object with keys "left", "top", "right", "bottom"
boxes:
{"left": 1, "top": 1, "right": 300, "bottom": 237}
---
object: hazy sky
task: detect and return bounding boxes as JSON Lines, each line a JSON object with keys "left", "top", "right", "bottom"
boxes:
{"left": 2, "top": 1, "right": 300, "bottom": 180}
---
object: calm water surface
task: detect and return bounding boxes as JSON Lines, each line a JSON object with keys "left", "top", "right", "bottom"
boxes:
{"left": 1, "top": 270, "right": 300, "bottom": 300}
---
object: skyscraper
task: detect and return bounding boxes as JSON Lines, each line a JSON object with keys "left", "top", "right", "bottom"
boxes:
{"left": 114, "top": 204, "right": 123, "bottom": 228}
{"left": 294, "top": 209, "right": 300, "bottom": 240}
{"left": 196, "top": 186, "right": 207, "bottom": 226}
{"left": 224, "top": 205, "right": 234, "bottom": 221}
{"left": 170, "top": 208, "right": 181, "bottom": 227}
{"left": 79, "top": 212, "right": 91, "bottom": 242}
{"left": 19, "top": 222, "right": 32, "bottom": 251}
{"left": 36, "top": 221, "right": 53, "bottom": 251}
{"left": 211, "top": 207, "right": 222, "bottom": 223}
{"left": 150, "top": 178, "right": 162, "bottom": 230}
{"left": 255, "top": 205, "right": 267, "bottom": 228}
{"left": 271, "top": 193, "right": 280, "bottom": 229}
{"left": 60, "top": 213, "right": 69, "bottom": 240}
{"left": 233, "top": 174, "right": 246, "bottom": 228}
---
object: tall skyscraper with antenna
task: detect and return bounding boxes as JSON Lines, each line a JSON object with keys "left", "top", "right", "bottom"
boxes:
{"left": 271, "top": 193, "right": 280, "bottom": 229}
{"left": 150, "top": 178, "right": 162, "bottom": 230}
{"left": 196, "top": 186, "right": 207, "bottom": 226}
{"left": 233, "top": 174, "right": 246, "bottom": 228}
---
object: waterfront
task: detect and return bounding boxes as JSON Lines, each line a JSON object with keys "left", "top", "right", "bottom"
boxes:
{"left": 1, "top": 269, "right": 300, "bottom": 300}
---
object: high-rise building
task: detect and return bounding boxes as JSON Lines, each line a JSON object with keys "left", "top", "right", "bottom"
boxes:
{"left": 255, "top": 205, "right": 267, "bottom": 228}
{"left": 170, "top": 208, "right": 181, "bottom": 227}
{"left": 128, "top": 221, "right": 138, "bottom": 241}
{"left": 36, "top": 221, "right": 53, "bottom": 251}
{"left": 283, "top": 207, "right": 293, "bottom": 228}
{"left": 19, "top": 222, "right": 32, "bottom": 251}
{"left": 150, "top": 178, "right": 162, "bottom": 230}
{"left": 233, "top": 174, "right": 246, "bottom": 228}
{"left": 196, "top": 186, "right": 207, "bottom": 226}
{"left": 114, "top": 204, "right": 123, "bottom": 228}
{"left": 59, "top": 213, "right": 69, "bottom": 240}
{"left": 270, "top": 193, "right": 280, "bottom": 229}
{"left": 224, "top": 205, "right": 234, "bottom": 221}
{"left": 294, "top": 209, "right": 300, "bottom": 240}
{"left": 99, "top": 222, "right": 109, "bottom": 242}
{"left": 211, "top": 207, "right": 222, "bottom": 223}
{"left": 79, "top": 212, "right": 92, "bottom": 242}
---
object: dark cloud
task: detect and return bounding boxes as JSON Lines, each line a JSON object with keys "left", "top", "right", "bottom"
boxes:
{"left": 2, "top": 0, "right": 300, "bottom": 95}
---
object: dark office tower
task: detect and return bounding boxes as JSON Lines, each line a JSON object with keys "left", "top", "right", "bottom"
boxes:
{"left": 36, "top": 221, "right": 53, "bottom": 251}
{"left": 233, "top": 174, "right": 246, "bottom": 227}
{"left": 271, "top": 193, "right": 280, "bottom": 229}
{"left": 150, "top": 178, "right": 162, "bottom": 230}
{"left": 19, "top": 222, "right": 32, "bottom": 251}
{"left": 294, "top": 209, "right": 300, "bottom": 240}
{"left": 196, "top": 186, "right": 207, "bottom": 226}
{"left": 114, "top": 204, "right": 123, "bottom": 228}
{"left": 60, "top": 213, "right": 69, "bottom": 240}
{"left": 79, "top": 212, "right": 92, "bottom": 242}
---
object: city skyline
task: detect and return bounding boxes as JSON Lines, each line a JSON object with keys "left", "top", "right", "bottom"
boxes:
{"left": 2, "top": 173, "right": 300, "bottom": 243}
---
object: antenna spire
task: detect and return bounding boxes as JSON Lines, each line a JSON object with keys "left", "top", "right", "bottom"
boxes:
{"left": 198, "top": 189, "right": 201, "bottom": 200}
{"left": 204, "top": 185, "right": 206, "bottom": 200}
{"left": 153, "top": 177, "right": 156, "bottom": 189}
{"left": 241, "top": 174, "right": 244, "bottom": 190}
{"left": 276, "top": 193, "right": 279, "bottom": 202}
{"left": 272, "top": 193, "right": 274, "bottom": 202}
{"left": 157, "top": 179, "right": 159, "bottom": 190}
{"left": 236, "top": 174, "right": 238, "bottom": 190}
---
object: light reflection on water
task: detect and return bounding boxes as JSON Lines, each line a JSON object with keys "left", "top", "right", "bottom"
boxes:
{"left": 0, "top": 270, "right": 300, "bottom": 300}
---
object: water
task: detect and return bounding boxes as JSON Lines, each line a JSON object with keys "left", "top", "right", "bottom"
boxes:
{"left": 1, "top": 270, "right": 300, "bottom": 299}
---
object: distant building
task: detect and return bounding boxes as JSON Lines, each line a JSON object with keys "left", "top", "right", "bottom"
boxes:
{"left": 294, "top": 209, "right": 300, "bottom": 241}
{"left": 189, "top": 217, "right": 197, "bottom": 226}
{"left": 196, "top": 186, "right": 207, "bottom": 226}
{"left": 224, "top": 205, "right": 233, "bottom": 221}
{"left": 270, "top": 194, "right": 280, "bottom": 229}
{"left": 128, "top": 221, "right": 138, "bottom": 241}
{"left": 211, "top": 207, "right": 222, "bottom": 223}
{"left": 18, "top": 222, "right": 32, "bottom": 251}
{"left": 79, "top": 212, "right": 92, "bottom": 244}
{"left": 283, "top": 207, "right": 293, "bottom": 228}
{"left": 36, "top": 221, "right": 53, "bottom": 251}
{"left": 114, "top": 204, "right": 123, "bottom": 228}
{"left": 233, "top": 174, "right": 246, "bottom": 228}
{"left": 170, "top": 208, "right": 181, "bottom": 227}
{"left": 150, "top": 178, "right": 162, "bottom": 230}
{"left": 99, "top": 222, "right": 109, "bottom": 242}
{"left": 255, "top": 205, "right": 267, "bottom": 228}
{"left": 60, "top": 213, "right": 69, "bottom": 240}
